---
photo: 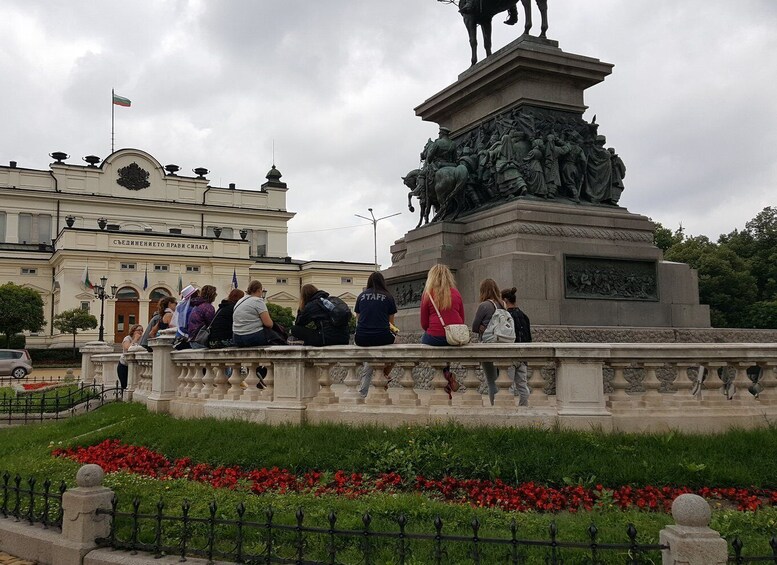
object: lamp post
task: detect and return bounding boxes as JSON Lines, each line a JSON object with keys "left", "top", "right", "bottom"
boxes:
{"left": 94, "top": 276, "right": 118, "bottom": 342}
{"left": 355, "top": 208, "right": 401, "bottom": 272}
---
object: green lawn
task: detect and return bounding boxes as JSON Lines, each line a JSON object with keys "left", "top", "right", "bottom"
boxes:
{"left": 1, "top": 403, "right": 776, "bottom": 560}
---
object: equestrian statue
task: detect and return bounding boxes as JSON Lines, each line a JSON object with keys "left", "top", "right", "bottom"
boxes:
{"left": 440, "top": 0, "right": 549, "bottom": 66}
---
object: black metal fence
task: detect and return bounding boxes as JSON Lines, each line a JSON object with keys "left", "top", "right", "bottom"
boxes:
{"left": 728, "top": 536, "right": 777, "bottom": 563}
{"left": 0, "top": 380, "right": 123, "bottom": 424}
{"left": 0, "top": 472, "right": 66, "bottom": 529}
{"left": 96, "top": 496, "right": 668, "bottom": 564}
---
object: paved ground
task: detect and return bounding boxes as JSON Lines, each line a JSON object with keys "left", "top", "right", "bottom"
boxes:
{"left": 0, "top": 552, "right": 35, "bottom": 565}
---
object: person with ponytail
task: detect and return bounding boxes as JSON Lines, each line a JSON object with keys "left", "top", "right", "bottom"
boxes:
{"left": 501, "top": 286, "right": 533, "bottom": 406}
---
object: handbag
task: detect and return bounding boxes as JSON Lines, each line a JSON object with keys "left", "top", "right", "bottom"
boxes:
{"left": 428, "top": 295, "right": 470, "bottom": 346}
{"left": 192, "top": 325, "right": 210, "bottom": 347}
{"left": 264, "top": 322, "right": 289, "bottom": 346}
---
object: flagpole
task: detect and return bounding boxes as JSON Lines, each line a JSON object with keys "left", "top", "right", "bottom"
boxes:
{"left": 111, "top": 88, "right": 115, "bottom": 154}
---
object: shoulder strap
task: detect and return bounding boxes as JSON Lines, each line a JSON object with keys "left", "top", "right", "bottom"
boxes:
{"left": 427, "top": 294, "right": 447, "bottom": 328}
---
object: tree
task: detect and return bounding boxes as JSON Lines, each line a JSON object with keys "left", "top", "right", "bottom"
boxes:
{"left": 665, "top": 236, "right": 759, "bottom": 327}
{"left": 53, "top": 308, "right": 98, "bottom": 356}
{"left": 653, "top": 221, "right": 685, "bottom": 252}
{"left": 267, "top": 302, "right": 295, "bottom": 329}
{"left": 0, "top": 283, "right": 45, "bottom": 346}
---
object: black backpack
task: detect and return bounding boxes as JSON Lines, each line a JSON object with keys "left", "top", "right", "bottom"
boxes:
{"left": 318, "top": 295, "right": 352, "bottom": 327}
{"left": 509, "top": 308, "right": 532, "bottom": 343}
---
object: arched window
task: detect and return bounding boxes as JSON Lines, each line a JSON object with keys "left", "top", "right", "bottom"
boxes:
{"left": 150, "top": 288, "right": 171, "bottom": 301}
{"left": 116, "top": 287, "right": 139, "bottom": 300}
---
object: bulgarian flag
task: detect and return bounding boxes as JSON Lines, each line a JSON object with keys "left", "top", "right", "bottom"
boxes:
{"left": 80, "top": 265, "right": 94, "bottom": 290}
{"left": 112, "top": 93, "right": 131, "bottom": 107}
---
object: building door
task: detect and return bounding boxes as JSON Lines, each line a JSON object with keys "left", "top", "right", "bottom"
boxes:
{"left": 148, "top": 287, "right": 171, "bottom": 319}
{"left": 114, "top": 287, "right": 140, "bottom": 343}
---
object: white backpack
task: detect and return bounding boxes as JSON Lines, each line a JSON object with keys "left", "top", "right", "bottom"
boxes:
{"left": 481, "top": 300, "right": 516, "bottom": 343}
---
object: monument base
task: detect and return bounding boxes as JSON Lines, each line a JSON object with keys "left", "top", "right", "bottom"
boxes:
{"left": 384, "top": 198, "right": 710, "bottom": 332}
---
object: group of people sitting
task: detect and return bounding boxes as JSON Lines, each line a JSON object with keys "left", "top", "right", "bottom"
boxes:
{"left": 419, "top": 264, "right": 532, "bottom": 405}
{"left": 118, "top": 265, "right": 531, "bottom": 405}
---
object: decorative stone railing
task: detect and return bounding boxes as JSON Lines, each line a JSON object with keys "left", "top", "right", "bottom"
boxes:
{"left": 80, "top": 334, "right": 777, "bottom": 432}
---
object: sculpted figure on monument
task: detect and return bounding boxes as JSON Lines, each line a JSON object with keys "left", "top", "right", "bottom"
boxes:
{"left": 522, "top": 138, "right": 548, "bottom": 197}
{"left": 558, "top": 131, "right": 586, "bottom": 202}
{"left": 583, "top": 135, "right": 613, "bottom": 204}
{"left": 444, "top": 0, "right": 550, "bottom": 66}
{"left": 403, "top": 107, "right": 627, "bottom": 225}
{"left": 608, "top": 147, "right": 626, "bottom": 205}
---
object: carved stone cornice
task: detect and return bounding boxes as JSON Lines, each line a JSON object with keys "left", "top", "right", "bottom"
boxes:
{"left": 463, "top": 222, "right": 654, "bottom": 245}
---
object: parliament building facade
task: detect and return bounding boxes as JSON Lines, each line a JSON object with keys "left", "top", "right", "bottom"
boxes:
{"left": 0, "top": 148, "right": 372, "bottom": 347}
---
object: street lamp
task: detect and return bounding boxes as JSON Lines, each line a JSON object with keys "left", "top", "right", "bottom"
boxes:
{"left": 355, "top": 208, "right": 401, "bottom": 272}
{"left": 94, "top": 276, "right": 118, "bottom": 342}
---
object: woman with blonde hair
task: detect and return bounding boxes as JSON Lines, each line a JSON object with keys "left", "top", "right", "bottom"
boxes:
{"left": 419, "top": 264, "right": 465, "bottom": 397}
{"left": 419, "top": 264, "right": 465, "bottom": 346}
{"left": 472, "top": 278, "right": 504, "bottom": 405}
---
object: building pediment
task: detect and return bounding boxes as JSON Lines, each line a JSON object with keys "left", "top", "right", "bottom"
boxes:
{"left": 266, "top": 290, "right": 297, "bottom": 302}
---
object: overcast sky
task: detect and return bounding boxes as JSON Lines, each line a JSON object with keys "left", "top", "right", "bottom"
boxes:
{"left": 2, "top": 1, "right": 776, "bottom": 269}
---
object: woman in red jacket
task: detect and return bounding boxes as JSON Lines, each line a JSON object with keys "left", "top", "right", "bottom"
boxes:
{"left": 419, "top": 264, "right": 465, "bottom": 397}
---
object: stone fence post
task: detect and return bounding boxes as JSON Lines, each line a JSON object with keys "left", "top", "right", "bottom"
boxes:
{"left": 79, "top": 341, "right": 114, "bottom": 384}
{"left": 59, "top": 464, "right": 114, "bottom": 565}
{"left": 660, "top": 493, "right": 728, "bottom": 564}
{"left": 554, "top": 346, "right": 612, "bottom": 430}
{"left": 147, "top": 330, "right": 177, "bottom": 413}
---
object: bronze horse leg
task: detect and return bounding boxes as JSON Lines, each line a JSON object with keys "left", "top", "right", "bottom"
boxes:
{"left": 463, "top": 14, "right": 479, "bottom": 66}
{"left": 522, "top": 0, "right": 548, "bottom": 38}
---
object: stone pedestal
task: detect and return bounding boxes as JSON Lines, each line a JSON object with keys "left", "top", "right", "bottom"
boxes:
{"left": 387, "top": 35, "right": 710, "bottom": 332}
{"left": 416, "top": 35, "right": 612, "bottom": 134}
{"left": 385, "top": 199, "right": 710, "bottom": 332}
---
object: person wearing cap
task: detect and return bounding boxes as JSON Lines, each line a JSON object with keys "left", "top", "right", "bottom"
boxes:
{"left": 172, "top": 285, "right": 199, "bottom": 348}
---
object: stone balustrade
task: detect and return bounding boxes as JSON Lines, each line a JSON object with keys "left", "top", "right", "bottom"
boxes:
{"left": 81, "top": 334, "right": 777, "bottom": 432}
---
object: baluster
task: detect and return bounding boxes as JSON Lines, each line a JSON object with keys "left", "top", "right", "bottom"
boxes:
{"left": 672, "top": 363, "right": 695, "bottom": 398}
{"left": 338, "top": 363, "right": 364, "bottom": 404}
{"left": 199, "top": 363, "right": 215, "bottom": 399}
{"left": 242, "top": 363, "right": 261, "bottom": 401}
{"left": 176, "top": 364, "right": 187, "bottom": 396}
{"left": 211, "top": 364, "right": 229, "bottom": 400}
{"left": 312, "top": 363, "right": 338, "bottom": 405}
{"left": 225, "top": 362, "right": 244, "bottom": 400}
{"left": 730, "top": 362, "right": 754, "bottom": 401}
{"left": 607, "top": 362, "right": 632, "bottom": 406}
{"left": 189, "top": 363, "right": 204, "bottom": 398}
{"left": 493, "top": 362, "right": 516, "bottom": 408}
{"left": 258, "top": 364, "right": 274, "bottom": 401}
{"left": 428, "top": 364, "right": 452, "bottom": 406}
{"left": 640, "top": 362, "right": 663, "bottom": 401}
{"left": 706, "top": 362, "right": 729, "bottom": 402}
{"left": 365, "top": 362, "right": 392, "bottom": 406}
{"left": 527, "top": 362, "right": 550, "bottom": 406}
{"left": 757, "top": 362, "right": 776, "bottom": 402}
{"left": 396, "top": 363, "right": 420, "bottom": 406}
{"left": 450, "top": 364, "right": 479, "bottom": 407}
{"left": 182, "top": 363, "right": 195, "bottom": 397}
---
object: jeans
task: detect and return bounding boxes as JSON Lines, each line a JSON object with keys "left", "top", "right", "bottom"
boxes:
{"left": 116, "top": 363, "right": 128, "bottom": 390}
{"left": 234, "top": 330, "right": 268, "bottom": 347}
{"left": 421, "top": 332, "right": 448, "bottom": 346}
{"left": 190, "top": 341, "right": 207, "bottom": 350}
{"left": 509, "top": 361, "right": 530, "bottom": 406}
{"left": 482, "top": 361, "right": 498, "bottom": 405}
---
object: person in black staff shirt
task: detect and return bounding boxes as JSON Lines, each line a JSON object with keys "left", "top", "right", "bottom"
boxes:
{"left": 290, "top": 284, "right": 350, "bottom": 346}
{"left": 355, "top": 272, "right": 398, "bottom": 396}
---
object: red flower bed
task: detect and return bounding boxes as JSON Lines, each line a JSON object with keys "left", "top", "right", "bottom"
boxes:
{"left": 22, "top": 382, "right": 52, "bottom": 391}
{"left": 53, "top": 440, "right": 774, "bottom": 513}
